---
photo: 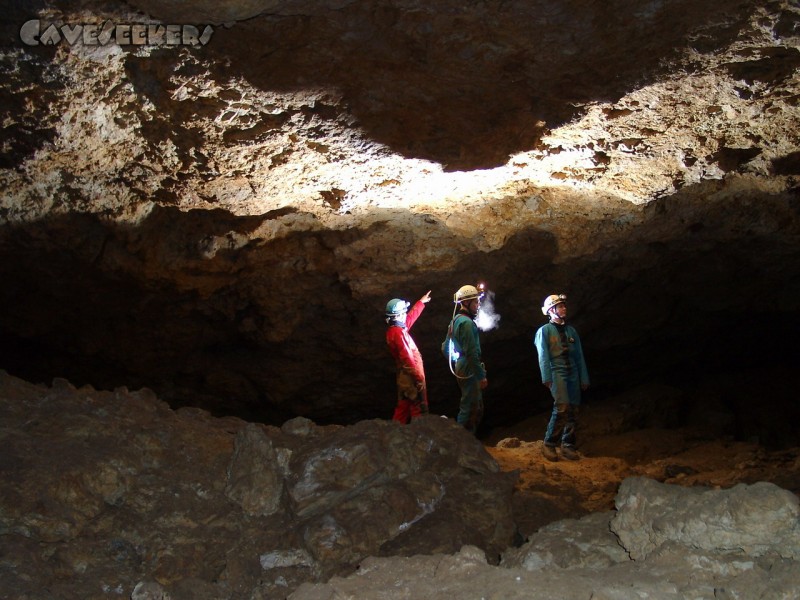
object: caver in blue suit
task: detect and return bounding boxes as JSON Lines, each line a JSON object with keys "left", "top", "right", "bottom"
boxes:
{"left": 534, "top": 294, "right": 590, "bottom": 460}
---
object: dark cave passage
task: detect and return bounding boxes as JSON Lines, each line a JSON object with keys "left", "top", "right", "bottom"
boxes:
{"left": 1, "top": 187, "right": 798, "bottom": 449}
{"left": 0, "top": 0, "right": 798, "bottom": 449}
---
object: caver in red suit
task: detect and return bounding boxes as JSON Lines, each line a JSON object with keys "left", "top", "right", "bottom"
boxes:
{"left": 385, "top": 292, "right": 431, "bottom": 423}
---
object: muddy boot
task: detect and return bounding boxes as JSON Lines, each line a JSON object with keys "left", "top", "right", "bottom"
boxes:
{"left": 560, "top": 445, "right": 580, "bottom": 461}
{"left": 542, "top": 444, "right": 558, "bottom": 462}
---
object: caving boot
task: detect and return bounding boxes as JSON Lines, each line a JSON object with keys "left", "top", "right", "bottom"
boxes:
{"left": 542, "top": 444, "right": 558, "bottom": 462}
{"left": 560, "top": 445, "right": 580, "bottom": 461}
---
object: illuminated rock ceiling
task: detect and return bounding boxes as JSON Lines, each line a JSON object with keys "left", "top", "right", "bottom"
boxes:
{"left": 0, "top": 0, "right": 798, "bottom": 429}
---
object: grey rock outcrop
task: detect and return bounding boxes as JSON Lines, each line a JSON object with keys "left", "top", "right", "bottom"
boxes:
{"left": 501, "top": 512, "right": 628, "bottom": 571}
{"left": 225, "top": 423, "right": 284, "bottom": 516}
{"left": 611, "top": 476, "right": 800, "bottom": 561}
{"left": 292, "top": 476, "right": 800, "bottom": 599}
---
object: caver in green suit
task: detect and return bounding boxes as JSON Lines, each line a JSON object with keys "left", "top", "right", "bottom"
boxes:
{"left": 443, "top": 284, "right": 488, "bottom": 434}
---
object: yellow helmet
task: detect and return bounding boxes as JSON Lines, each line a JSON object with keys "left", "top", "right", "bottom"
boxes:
{"left": 541, "top": 294, "right": 567, "bottom": 315}
{"left": 453, "top": 283, "right": 485, "bottom": 303}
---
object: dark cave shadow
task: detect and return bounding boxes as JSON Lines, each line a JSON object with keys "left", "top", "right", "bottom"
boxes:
{"left": 0, "top": 205, "right": 310, "bottom": 422}
{"left": 190, "top": 0, "right": 759, "bottom": 170}
{"left": 0, "top": 205, "right": 562, "bottom": 426}
{"left": 467, "top": 178, "right": 800, "bottom": 440}
{"left": 1, "top": 177, "right": 799, "bottom": 442}
{"left": 0, "top": 0, "right": 50, "bottom": 46}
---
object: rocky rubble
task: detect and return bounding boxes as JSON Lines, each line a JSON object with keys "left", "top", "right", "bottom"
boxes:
{"left": 2, "top": 369, "right": 799, "bottom": 599}
{"left": 291, "top": 478, "right": 800, "bottom": 600}
{"left": 0, "top": 371, "right": 516, "bottom": 599}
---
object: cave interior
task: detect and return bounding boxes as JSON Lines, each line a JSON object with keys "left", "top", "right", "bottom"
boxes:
{"left": 0, "top": 0, "right": 799, "bottom": 448}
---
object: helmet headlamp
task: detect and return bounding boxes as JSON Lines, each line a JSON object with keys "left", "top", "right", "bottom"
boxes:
{"left": 542, "top": 294, "right": 567, "bottom": 315}
{"left": 453, "top": 283, "right": 486, "bottom": 304}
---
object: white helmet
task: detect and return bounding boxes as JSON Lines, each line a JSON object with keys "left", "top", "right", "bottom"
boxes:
{"left": 453, "top": 283, "right": 485, "bottom": 303}
{"left": 541, "top": 294, "right": 567, "bottom": 315}
{"left": 385, "top": 298, "right": 410, "bottom": 317}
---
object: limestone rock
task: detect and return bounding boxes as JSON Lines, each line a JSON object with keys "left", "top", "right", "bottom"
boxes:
{"left": 611, "top": 476, "right": 800, "bottom": 561}
{"left": 289, "top": 479, "right": 800, "bottom": 600}
{"left": 2, "top": 0, "right": 800, "bottom": 597}
{"left": 132, "top": 581, "right": 171, "bottom": 600}
{"left": 1, "top": 0, "right": 799, "bottom": 434}
{"left": 501, "top": 512, "right": 629, "bottom": 571}
{"left": 225, "top": 423, "right": 284, "bottom": 516}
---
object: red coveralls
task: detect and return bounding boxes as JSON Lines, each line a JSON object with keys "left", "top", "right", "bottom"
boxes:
{"left": 386, "top": 301, "right": 428, "bottom": 423}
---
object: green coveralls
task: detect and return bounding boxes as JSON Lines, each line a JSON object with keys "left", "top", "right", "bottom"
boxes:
{"left": 448, "top": 312, "right": 486, "bottom": 433}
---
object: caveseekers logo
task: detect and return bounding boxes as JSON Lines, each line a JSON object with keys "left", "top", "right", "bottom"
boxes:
{"left": 20, "top": 19, "right": 214, "bottom": 47}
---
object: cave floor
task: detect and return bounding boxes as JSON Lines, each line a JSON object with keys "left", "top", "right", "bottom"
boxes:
{"left": 484, "top": 403, "right": 800, "bottom": 538}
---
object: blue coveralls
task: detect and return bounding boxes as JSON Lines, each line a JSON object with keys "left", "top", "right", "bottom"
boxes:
{"left": 447, "top": 312, "right": 486, "bottom": 433}
{"left": 534, "top": 321, "right": 590, "bottom": 449}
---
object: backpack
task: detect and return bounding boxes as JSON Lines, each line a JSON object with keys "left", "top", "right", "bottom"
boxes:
{"left": 442, "top": 314, "right": 470, "bottom": 378}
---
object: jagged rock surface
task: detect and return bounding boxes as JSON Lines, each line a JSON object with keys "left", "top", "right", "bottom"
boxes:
{"left": 2, "top": 2, "right": 800, "bottom": 599}
{"left": 292, "top": 479, "right": 800, "bottom": 600}
{"left": 610, "top": 476, "right": 800, "bottom": 561}
{"left": 3, "top": 368, "right": 799, "bottom": 600}
{"left": 0, "top": 371, "right": 516, "bottom": 599}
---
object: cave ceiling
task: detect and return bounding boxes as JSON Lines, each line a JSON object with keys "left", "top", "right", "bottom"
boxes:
{"left": 0, "top": 0, "right": 798, "bottom": 429}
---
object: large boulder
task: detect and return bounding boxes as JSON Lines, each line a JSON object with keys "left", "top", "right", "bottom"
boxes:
{"left": 0, "top": 371, "right": 516, "bottom": 599}
{"left": 610, "top": 476, "right": 800, "bottom": 561}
